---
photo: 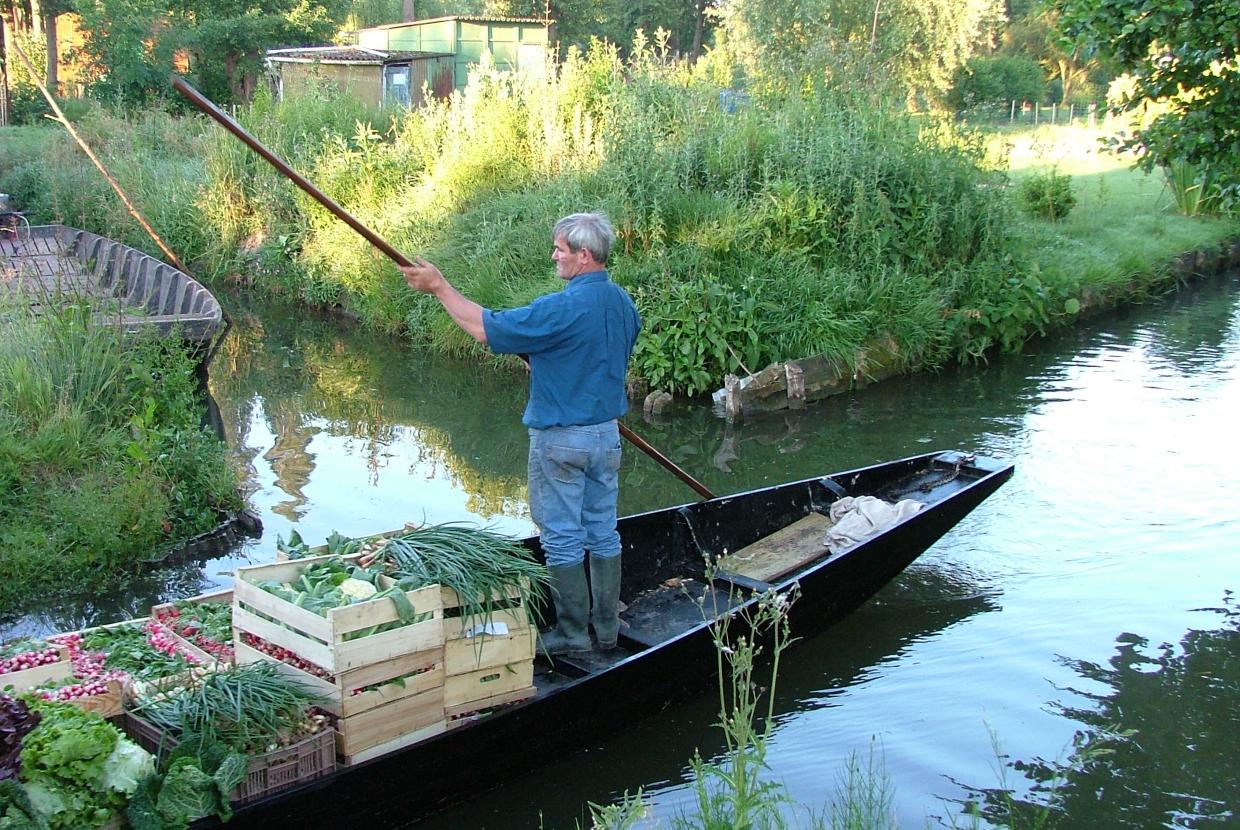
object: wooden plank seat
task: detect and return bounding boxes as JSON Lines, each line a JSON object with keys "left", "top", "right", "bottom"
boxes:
{"left": 714, "top": 512, "right": 833, "bottom": 583}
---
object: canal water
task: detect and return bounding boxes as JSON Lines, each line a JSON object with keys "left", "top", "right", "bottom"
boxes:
{"left": 12, "top": 272, "right": 1240, "bottom": 828}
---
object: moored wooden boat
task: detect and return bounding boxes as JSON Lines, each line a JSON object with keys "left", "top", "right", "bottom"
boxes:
{"left": 205, "top": 449, "right": 1012, "bottom": 829}
{"left": 0, "top": 224, "right": 222, "bottom": 347}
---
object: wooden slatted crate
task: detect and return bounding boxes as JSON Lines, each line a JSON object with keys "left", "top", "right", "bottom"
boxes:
{"left": 0, "top": 644, "right": 72, "bottom": 693}
{"left": 232, "top": 555, "right": 451, "bottom": 763}
{"left": 231, "top": 555, "right": 444, "bottom": 676}
{"left": 235, "top": 636, "right": 449, "bottom": 765}
{"left": 440, "top": 584, "right": 535, "bottom": 713}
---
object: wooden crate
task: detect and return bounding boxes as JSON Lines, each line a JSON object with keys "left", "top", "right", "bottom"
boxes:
{"left": 236, "top": 638, "right": 448, "bottom": 763}
{"left": 234, "top": 638, "right": 443, "bottom": 719}
{"left": 332, "top": 682, "right": 447, "bottom": 764}
{"left": 150, "top": 588, "right": 234, "bottom": 666}
{"left": 67, "top": 678, "right": 125, "bottom": 718}
{"left": 444, "top": 662, "right": 535, "bottom": 713}
{"left": 231, "top": 554, "right": 444, "bottom": 676}
{"left": 0, "top": 644, "right": 72, "bottom": 693}
{"left": 338, "top": 716, "right": 448, "bottom": 767}
{"left": 441, "top": 583, "right": 535, "bottom": 712}
{"left": 440, "top": 582, "right": 534, "bottom": 641}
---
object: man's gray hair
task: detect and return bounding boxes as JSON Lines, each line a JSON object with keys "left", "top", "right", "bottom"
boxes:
{"left": 554, "top": 213, "right": 616, "bottom": 265}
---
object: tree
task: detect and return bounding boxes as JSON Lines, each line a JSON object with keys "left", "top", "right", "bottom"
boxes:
{"left": 1053, "top": 0, "right": 1240, "bottom": 192}
{"left": 947, "top": 53, "right": 1045, "bottom": 111}
{"left": 488, "top": 0, "right": 713, "bottom": 60}
{"left": 73, "top": 0, "right": 178, "bottom": 105}
{"left": 168, "top": 0, "right": 349, "bottom": 103}
{"left": 73, "top": 0, "right": 348, "bottom": 105}
{"left": 714, "top": 0, "right": 1002, "bottom": 104}
{"left": 1002, "top": 8, "right": 1100, "bottom": 106}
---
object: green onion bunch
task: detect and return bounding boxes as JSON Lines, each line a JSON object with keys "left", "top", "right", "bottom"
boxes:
{"left": 377, "top": 524, "right": 549, "bottom": 633}
{"left": 132, "top": 662, "right": 326, "bottom": 753}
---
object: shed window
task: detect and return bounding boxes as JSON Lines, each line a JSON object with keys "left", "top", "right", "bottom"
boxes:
{"left": 383, "top": 64, "right": 412, "bottom": 106}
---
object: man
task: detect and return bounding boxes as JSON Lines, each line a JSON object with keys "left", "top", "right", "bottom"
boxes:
{"left": 400, "top": 212, "right": 641, "bottom": 655}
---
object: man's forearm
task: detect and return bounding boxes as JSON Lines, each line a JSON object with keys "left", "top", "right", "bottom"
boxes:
{"left": 436, "top": 283, "right": 487, "bottom": 344}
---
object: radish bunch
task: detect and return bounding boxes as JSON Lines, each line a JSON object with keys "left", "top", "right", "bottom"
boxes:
{"left": 38, "top": 678, "right": 116, "bottom": 702}
{"left": 239, "top": 632, "right": 335, "bottom": 682}
{"left": 144, "top": 620, "right": 203, "bottom": 664}
{"left": 0, "top": 646, "right": 61, "bottom": 675}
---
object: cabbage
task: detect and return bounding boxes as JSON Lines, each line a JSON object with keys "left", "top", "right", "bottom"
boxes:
{"left": 100, "top": 739, "right": 153, "bottom": 796}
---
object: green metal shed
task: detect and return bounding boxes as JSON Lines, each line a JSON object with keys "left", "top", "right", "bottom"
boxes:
{"left": 356, "top": 16, "right": 550, "bottom": 92}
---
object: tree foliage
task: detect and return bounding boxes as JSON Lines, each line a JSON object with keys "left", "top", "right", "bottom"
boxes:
{"left": 71, "top": 0, "right": 349, "bottom": 105}
{"left": 487, "top": 0, "right": 712, "bottom": 60}
{"left": 713, "top": 0, "right": 1003, "bottom": 105}
{"left": 1053, "top": 0, "right": 1240, "bottom": 193}
{"left": 947, "top": 53, "right": 1045, "bottom": 111}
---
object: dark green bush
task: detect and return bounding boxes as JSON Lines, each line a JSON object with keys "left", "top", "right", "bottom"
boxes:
{"left": 1018, "top": 169, "right": 1077, "bottom": 221}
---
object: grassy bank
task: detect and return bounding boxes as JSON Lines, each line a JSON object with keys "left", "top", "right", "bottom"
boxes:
{"left": 2, "top": 44, "right": 1236, "bottom": 399}
{"left": 0, "top": 305, "right": 241, "bottom": 617}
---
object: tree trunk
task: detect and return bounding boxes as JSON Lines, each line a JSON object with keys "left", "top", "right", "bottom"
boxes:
{"left": 29, "top": 0, "right": 42, "bottom": 38}
{"left": 43, "top": 10, "right": 56, "bottom": 96}
{"left": 403, "top": 0, "right": 414, "bottom": 22}
{"left": 690, "top": 0, "right": 704, "bottom": 61}
{"left": 0, "top": 13, "right": 9, "bottom": 127}
{"left": 225, "top": 53, "right": 239, "bottom": 100}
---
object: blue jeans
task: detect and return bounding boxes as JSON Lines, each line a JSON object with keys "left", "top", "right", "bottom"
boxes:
{"left": 528, "top": 422, "right": 622, "bottom": 568}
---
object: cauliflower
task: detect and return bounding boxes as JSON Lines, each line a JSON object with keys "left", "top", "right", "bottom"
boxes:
{"left": 339, "top": 578, "right": 377, "bottom": 602}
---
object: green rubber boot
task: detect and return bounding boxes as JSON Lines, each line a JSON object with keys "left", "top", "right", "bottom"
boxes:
{"left": 540, "top": 562, "right": 591, "bottom": 657}
{"left": 589, "top": 554, "right": 622, "bottom": 650}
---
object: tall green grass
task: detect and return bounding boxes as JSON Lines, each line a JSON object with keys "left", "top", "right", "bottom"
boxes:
{"left": 0, "top": 302, "right": 240, "bottom": 616}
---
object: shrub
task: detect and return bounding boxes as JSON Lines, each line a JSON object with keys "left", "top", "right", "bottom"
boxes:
{"left": 1018, "top": 169, "right": 1077, "bottom": 221}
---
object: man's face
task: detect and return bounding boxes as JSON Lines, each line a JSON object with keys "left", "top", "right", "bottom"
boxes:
{"left": 552, "top": 235, "right": 591, "bottom": 280}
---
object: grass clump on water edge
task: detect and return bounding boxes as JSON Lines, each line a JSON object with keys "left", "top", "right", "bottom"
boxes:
{"left": 0, "top": 301, "right": 240, "bottom": 618}
{"left": 585, "top": 583, "right": 897, "bottom": 830}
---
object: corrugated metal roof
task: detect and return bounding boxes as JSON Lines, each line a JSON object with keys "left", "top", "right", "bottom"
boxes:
{"left": 360, "top": 15, "right": 549, "bottom": 30}
{"left": 265, "top": 46, "right": 449, "bottom": 64}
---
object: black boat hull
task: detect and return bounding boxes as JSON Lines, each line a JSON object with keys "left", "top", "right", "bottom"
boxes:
{"left": 216, "top": 450, "right": 1013, "bottom": 828}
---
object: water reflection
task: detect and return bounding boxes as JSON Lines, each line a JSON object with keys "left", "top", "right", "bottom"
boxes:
{"left": 958, "top": 595, "right": 1239, "bottom": 829}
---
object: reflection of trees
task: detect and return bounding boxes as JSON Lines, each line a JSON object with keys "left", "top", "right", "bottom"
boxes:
{"left": 962, "top": 595, "right": 1239, "bottom": 829}
{"left": 207, "top": 295, "right": 529, "bottom": 519}
{"left": 262, "top": 405, "right": 320, "bottom": 521}
{"left": 1134, "top": 274, "right": 1239, "bottom": 372}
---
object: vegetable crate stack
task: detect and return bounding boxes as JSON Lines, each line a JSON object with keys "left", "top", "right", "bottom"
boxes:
{"left": 441, "top": 583, "right": 536, "bottom": 724}
{"left": 231, "top": 554, "right": 450, "bottom": 766}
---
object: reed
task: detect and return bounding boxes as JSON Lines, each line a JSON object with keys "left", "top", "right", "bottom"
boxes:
{"left": 0, "top": 303, "right": 239, "bottom": 616}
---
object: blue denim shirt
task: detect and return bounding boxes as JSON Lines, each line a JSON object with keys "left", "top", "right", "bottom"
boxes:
{"left": 483, "top": 270, "right": 641, "bottom": 429}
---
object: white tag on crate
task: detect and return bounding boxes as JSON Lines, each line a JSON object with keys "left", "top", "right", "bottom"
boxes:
{"left": 463, "top": 621, "right": 510, "bottom": 638}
